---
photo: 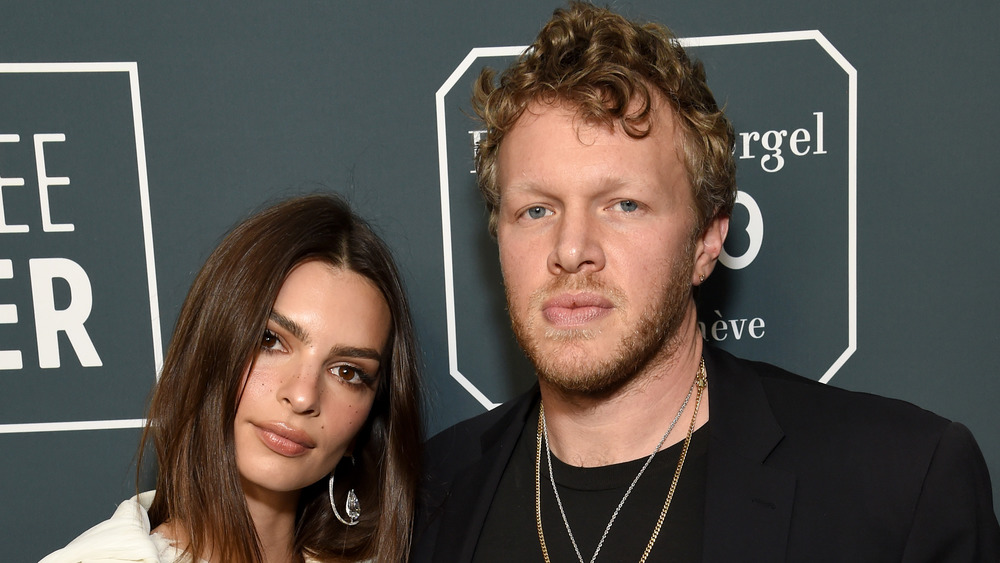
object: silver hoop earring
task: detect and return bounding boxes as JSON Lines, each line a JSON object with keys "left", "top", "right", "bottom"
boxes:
{"left": 329, "top": 459, "right": 360, "bottom": 526}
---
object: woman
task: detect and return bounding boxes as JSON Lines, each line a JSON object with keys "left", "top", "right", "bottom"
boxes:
{"left": 42, "top": 194, "right": 422, "bottom": 563}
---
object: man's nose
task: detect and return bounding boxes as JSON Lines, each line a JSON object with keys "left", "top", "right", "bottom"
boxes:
{"left": 548, "top": 211, "right": 606, "bottom": 275}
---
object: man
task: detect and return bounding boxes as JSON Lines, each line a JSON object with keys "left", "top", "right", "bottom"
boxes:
{"left": 413, "top": 3, "right": 1000, "bottom": 561}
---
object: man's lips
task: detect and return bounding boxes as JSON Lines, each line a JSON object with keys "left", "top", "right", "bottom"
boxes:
{"left": 542, "top": 292, "right": 614, "bottom": 326}
{"left": 253, "top": 422, "right": 316, "bottom": 457}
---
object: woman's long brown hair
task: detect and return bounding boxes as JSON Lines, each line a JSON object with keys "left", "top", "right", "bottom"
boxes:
{"left": 137, "top": 194, "right": 422, "bottom": 562}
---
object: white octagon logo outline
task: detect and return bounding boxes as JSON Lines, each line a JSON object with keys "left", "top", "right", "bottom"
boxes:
{"left": 436, "top": 31, "right": 857, "bottom": 410}
{"left": 0, "top": 62, "right": 162, "bottom": 434}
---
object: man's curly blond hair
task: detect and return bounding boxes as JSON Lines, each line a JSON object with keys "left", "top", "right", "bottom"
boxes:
{"left": 473, "top": 1, "right": 736, "bottom": 238}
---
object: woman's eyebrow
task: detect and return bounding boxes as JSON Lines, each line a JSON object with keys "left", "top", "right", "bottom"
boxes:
{"left": 270, "top": 311, "right": 383, "bottom": 364}
{"left": 269, "top": 310, "right": 309, "bottom": 344}
{"left": 328, "top": 345, "right": 383, "bottom": 363}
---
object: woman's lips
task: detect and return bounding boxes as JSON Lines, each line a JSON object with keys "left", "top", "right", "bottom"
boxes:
{"left": 542, "top": 292, "right": 614, "bottom": 326}
{"left": 253, "top": 422, "right": 316, "bottom": 457}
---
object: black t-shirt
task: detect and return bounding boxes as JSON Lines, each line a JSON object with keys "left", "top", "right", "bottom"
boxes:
{"left": 473, "top": 402, "right": 707, "bottom": 562}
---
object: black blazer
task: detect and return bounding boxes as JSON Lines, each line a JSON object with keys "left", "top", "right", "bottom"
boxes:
{"left": 413, "top": 347, "right": 1000, "bottom": 562}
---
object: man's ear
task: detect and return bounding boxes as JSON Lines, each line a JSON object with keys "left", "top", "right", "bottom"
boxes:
{"left": 692, "top": 215, "right": 729, "bottom": 286}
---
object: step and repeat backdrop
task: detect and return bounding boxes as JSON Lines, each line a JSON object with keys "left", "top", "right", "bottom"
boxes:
{"left": 2, "top": 1, "right": 997, "bottom": 560}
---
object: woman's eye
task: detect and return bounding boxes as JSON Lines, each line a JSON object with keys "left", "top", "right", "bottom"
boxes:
{"left": 615, "top": 200, "right": 639, "bottom": 212}
{"left": 524, "top": 206, "right": 550, "bottom": 220}
{"left": 332, "top": 365, "right": 372, "bottom": 386}
{"left": 261, "top": 329, "right": 282, "bottom": 351}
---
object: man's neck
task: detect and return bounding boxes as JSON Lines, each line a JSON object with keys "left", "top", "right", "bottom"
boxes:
{"left": 539, "top": 325, "right": 709, "bottom": 467}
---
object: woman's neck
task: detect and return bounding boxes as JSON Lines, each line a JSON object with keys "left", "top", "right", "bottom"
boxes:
{"left": 242, "top": 482, "right": 302, "bottom": 563}
{"left": 152, "top": 486, "right": 302, "bottom": 563}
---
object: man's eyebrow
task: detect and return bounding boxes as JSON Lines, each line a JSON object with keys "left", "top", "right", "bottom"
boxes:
{"left": 269, "top": 311, "right": 309, "bottom": 345}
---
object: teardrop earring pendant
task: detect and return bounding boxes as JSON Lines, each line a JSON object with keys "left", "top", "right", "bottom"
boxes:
{"left": 329, "top": 464, "right": 361, "bottom": 526}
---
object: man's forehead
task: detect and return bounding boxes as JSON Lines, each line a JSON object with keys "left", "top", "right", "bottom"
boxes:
{"left": 511, "top": 94, "right": 678, "bottom": 141}
{"left": 496, "top": 94, "right": 695, "bottom": 215}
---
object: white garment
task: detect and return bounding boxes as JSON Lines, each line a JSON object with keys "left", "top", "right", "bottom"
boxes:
{"left": 39, "top": 491, "right": 196, "bottom": 563}
{"left": 40, "top": 491, "right": 355, "bottom": 563}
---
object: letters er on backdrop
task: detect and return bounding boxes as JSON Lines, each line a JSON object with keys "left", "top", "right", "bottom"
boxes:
{"left": 413, "top": 2, "right": 1000, "bottom": 562}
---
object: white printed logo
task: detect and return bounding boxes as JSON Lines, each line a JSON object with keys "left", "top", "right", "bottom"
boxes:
{"left": 437, "top": 32, "right": 857, "bottom": 409}
{"left": 0, "top": 63, "right": 161, "bottom": 433}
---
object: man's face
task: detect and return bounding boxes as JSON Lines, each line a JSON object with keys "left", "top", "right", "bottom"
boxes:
{"left": 496, "top": 100, "right": 706, "bottom": 396}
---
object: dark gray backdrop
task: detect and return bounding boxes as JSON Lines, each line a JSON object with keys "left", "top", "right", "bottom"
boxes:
{"left": 1, "top": 2, "right": 997, "bottom": 561}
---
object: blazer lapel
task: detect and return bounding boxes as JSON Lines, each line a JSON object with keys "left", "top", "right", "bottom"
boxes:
{"left": 702, "top": 348, "right": 795, "bottom": 562}
{"left": 431, "top": 390, "right": 538, "bottom": 563}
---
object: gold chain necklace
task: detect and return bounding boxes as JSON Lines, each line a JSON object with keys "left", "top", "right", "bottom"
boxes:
{"left": 535, "top": 359, "right": 707, "bottom": 563}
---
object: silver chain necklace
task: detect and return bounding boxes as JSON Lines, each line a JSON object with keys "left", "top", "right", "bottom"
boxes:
{"left": 539, "top": 362, "right": 701, "bottom": 563}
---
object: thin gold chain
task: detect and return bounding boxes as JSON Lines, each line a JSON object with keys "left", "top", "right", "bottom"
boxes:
{"left": 536, "top": 412, "right": 551, "bottom": 562}
{"left": 535, "top": 359, "right": 708, "bottom": 563}
{"left": 639, "top": 363, "right": 707, "bottom": 562}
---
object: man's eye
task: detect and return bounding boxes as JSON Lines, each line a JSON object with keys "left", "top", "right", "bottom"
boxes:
{"left": 525, "top": 206, "right": 549, "bottom": 219}
{"left": 332, "top": 365, "right": 373, "bottom": 386}
{"left": 615, "top": 200, "right": 639, "bottom": 212}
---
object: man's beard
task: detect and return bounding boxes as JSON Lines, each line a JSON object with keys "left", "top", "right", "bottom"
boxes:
{"left": 507, "top": 246, "right": 695, "bottom": 398}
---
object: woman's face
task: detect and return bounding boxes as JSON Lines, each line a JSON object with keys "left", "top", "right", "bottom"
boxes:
{"left": 234, "top": 260, "right": 390, "bottom": 501}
